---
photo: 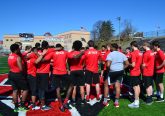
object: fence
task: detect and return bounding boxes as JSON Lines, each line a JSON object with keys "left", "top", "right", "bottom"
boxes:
{"left": 143, "top": 29, "right": 165, "bottom": 38}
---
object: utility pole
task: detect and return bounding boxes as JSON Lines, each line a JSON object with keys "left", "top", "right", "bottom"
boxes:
{"left": 117, "top": 17, "right": 121, "bottom": 45}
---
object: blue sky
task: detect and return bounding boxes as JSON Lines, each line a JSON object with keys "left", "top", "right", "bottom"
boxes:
{"left": 0, "top": 0, "right": 165, "bottom": 40}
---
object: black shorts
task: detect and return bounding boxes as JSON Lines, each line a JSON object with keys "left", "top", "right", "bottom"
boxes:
{"left": 27, "top": 75, "right": 37, "bottom": 96}
{"left": 85, "top": 70, "right": 100, "bottom": 84}
{"left": 109, "top": 70, "right": 124, "bottom": 84}
{"left": 142, "top": 76, "right": 153, "bottom": 88}
{"left": 70, "top": 70, "right": 85, "bottom": 86}
{"left": 130, "top": 76, "right": 141, "bottom": 87}
{"left": 154, "top": 73, "right": 164, "bottom": 84}
{"left": 36, "top": 73, "right": 49, "bottom": 91}
{"left": 8, "top": 72, "right": 28, "bottom": 90}
{"left": 53, "top": 74, "right": 70, "bottom": 89}
{"left": 100, "top": 63, "right": 104, "bottom": 70}
{"left": 103, "top": 70, "right": 109, "bottom": 81}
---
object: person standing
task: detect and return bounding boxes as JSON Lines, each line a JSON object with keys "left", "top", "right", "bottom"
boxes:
{"left": 152, "top": 41, "right": 165, "bottom": 102}
{"left": 68, "top": 40, "right": 86, "bottom": 106}
{"left": 35, "top": 41, "right": 54, "bottom": 111}
{"left": 84, "top": 40, "right": 101, "bottom": 102}
{"left": 142, "top": 42, "right": 155, "bottom": 105}
{"left": 8, "top": 44, "right": 28, "bottom": 112}
{"left": 26, "top": 47, "right": 40, "bottom": 110}
{"left": 103, "top": 43, "right": 129, "bottom": 107}
{"left": 128, "top": 41, "right": 143, "bottom": 108}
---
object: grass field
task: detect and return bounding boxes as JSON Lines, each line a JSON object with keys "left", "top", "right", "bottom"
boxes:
{"left": 0, "top": 56, "right": 165, "bottom": 116}
{"left": 0, "top": 56, "right": 9, "bottom": 74}
{"left": 99, "top": 74, "right": 165, "bottom": 116}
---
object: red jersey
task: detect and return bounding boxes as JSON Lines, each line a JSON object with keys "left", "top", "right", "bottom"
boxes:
{"left": 68, "top": 51, "right": 85, "bottom": 71}
{"left": 45, "top": 50, "right": 68, "bottom": 75}
{"left": 27, "top": 53, "right": 38, "bottom": 77}
{"left": 130, "top": 50, "right": 143, "bottom": 76}
{"left": 8, "top": 53, "right": 21, "bottom": 73}
{"left": 100, "top": 50, "right": 107, "bottom": 61}
{"left": 36, "top": 48, "right": 54, "bottom": 74}
{"left": 142, "top": 50, "right": 155, "bottom": 76}
{"left": 155, "top": 50, "right": 165, "bottom": 73}
{"left": 84, "top": 47, "right": 101, "bottom": 73}
{"left": 164, "top": 53, "right": 165, "bottom": 72}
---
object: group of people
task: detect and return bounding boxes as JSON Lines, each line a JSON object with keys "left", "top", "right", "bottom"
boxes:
{"left": 7, "top": 39, "right": 165, "bottom": 112}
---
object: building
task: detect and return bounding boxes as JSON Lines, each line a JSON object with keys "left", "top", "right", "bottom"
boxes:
{"left": 3, "top": 30, "right": 90, "bottom": 51}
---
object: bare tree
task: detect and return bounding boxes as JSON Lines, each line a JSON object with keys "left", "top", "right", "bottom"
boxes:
{"left": 120, "top": 20, "right": 136, "bottom": 39}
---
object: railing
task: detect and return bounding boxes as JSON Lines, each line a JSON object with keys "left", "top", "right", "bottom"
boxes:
{"left": 143, "top": 29, "right": 165, "bottom": 38}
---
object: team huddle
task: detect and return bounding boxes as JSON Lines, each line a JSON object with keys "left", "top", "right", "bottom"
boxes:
{"left": 7, "top": 40, "right": 165, "bottom": 112}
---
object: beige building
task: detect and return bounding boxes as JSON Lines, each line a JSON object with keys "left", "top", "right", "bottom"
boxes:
{"left": 3, "top": 30, "right": 90, "bottom": 51}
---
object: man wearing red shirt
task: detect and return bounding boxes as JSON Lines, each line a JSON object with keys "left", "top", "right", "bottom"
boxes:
{"left": 35, "top": 41, "right": 54, "bottom": 111}
{"left": 68, "top": 40, "right": 85, "bottom": 106}
{"left": 84, "top": 40, "right": 101, "bottom": 102}
{"left": 100, "top": 45, "right": 106, "bottom": 80}
{"left": 8, "top": 44, "right": 28, "bottom": 112}
{"left": 26, "top": 47, "right": 40, "bottom": 110}
{"left": 142, "top": 42, "right": 155, "bottom": 105}
{"left": 43, "top": 43, "right": 73, "bottom": 112}
{"left": 152, "top": 41, "right": 165, "bottom": 102}
{"left": 128, "top": 41, "right": 142, "bottom": 108}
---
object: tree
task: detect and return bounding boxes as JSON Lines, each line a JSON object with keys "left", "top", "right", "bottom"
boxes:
{"left": 120, "top": 20, "right": 136, "bottom": 39}
{"left": 91, "top": 20, "right": 103, "bottom": 41}
{"left": 91, "top": 20, "right": 115, "bottom": 41}
{"left": 99, "top": 21, "right": 115, "bottom": 41}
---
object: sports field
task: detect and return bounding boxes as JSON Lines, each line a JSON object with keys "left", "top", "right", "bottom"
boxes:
{"left": 0, "top": 56, "right": 165, "bottom": 116}
{"left": 0, "top": 56, "right": 9, "bottom": 74}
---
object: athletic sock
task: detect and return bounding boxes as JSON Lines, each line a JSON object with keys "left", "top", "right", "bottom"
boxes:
{"left": 134, "top": 100, "right": 139, "bottom": 105}
{"left": 160, "top": 93, "right": 164, "bottom": 99}
{"left": 115, "top": 98, "right": 119, "bottom": 103}
{"left": 104, "top": 97, "right": 108, "bottom": 103}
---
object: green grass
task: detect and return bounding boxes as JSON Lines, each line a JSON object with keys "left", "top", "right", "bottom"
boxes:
{"left": 99, "top": 75, "right": 165, "bottom": 116}
{"left": 0, "top": 56, "right": 9, "bottom": 74}
{"left": 99, "top": 99, "right": 165, "bottom": 116}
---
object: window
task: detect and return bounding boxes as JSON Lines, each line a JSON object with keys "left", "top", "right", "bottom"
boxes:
{"left": 6, "top": 39, "right": 8, "bottom": 41}
{"left": 11, "top": 39, "right": 13, "bottom": 41}
{"left": 39, "top": 40, "right": 42, "bottom": 42}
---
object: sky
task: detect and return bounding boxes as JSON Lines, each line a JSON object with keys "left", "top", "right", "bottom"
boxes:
{"left": 0, "top": 0, "right": 165, "bottom": 40}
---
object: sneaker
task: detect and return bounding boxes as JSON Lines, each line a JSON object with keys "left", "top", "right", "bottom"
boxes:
{"left": 41, "top": 105, "right": 51, "bottom": 111}
{"left": 32, "top": 106, "right": 40, "bottom": 110}
{"left": 14, "top": 107, "right": 19, "bottom": 112}
{"left": 63, "top": 103, "right": 71, "bottom": 109}
{"left": 114, "top": 102, "right": 119, "bottom": 108}
{"left": 59, "top": 106, "right": 65, "bottom": 112}
{"left": 155, "top": 97, "right": 165, "bottom": 102}
{"left": 128, "top": 102, "right": 139, "bottom": 108}
{"left": 103, "top": 101, "right": 109, "bottom": 107}
{"left": 71, "top": 100, "right": 76, "bottom": 107}
{"left": 146, "top": 97, "right": 153, "bottom": 105}
{"left": 86, "top": 95, "right": 90, "bottom": 103}
{"left": 81, "top": 99, "right": 86, "bottom": 105}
